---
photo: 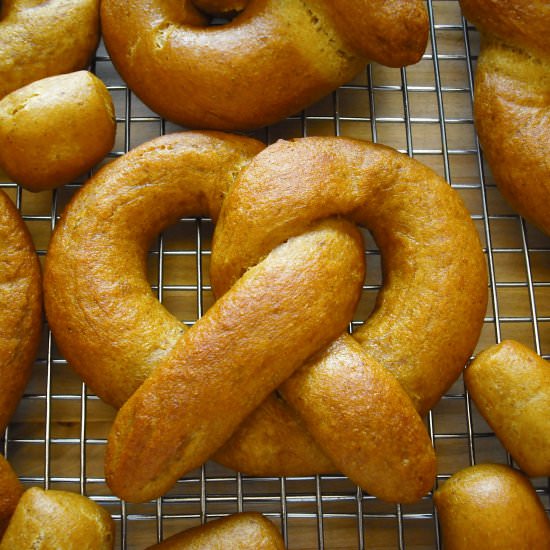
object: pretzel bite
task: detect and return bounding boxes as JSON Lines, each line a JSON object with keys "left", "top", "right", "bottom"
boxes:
{"left": 434, "top": 464, "right": 550, "bottom": 550}
{"left": 0, "top": 0, "right": 100, "bottom": 100}
{"left": 147, "top": 512, "right": 284, "bottom": 549}
{"left": 465, "top": 340, "right": 550, "bottom": 477}
{"left": 0, "top": 487, "right": 115, "bottom": 549}
{"left": 0, "top": 71, "right": 116, "bottom": 192}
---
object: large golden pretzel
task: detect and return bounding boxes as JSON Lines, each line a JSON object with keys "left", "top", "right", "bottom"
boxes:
{"left": 100, "top": 0, "right": 429, "bottom": 130}
{"left": 0, "top": 0, "right": 100, "bottom": 100}
{"left": 44, "top": 132, "right": 487, "bottom": 504}
{"left": 459, "top": 0, "right": 550, "bottom": 235}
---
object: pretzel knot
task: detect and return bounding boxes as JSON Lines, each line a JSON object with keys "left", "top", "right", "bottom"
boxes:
{"left": 43, "top": 132, "right": 487, "bottom": 504}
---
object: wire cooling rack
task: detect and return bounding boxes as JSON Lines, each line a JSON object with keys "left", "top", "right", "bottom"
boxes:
{"left": 1, "top": 1, "right": 549, "bottom": 548}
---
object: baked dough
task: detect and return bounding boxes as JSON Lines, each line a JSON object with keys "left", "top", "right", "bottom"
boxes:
{"left": 0, "top": 456, "right": 23, "bottom": 535}
{"left": 459, "top": 0, "right": 550, "bottom": 235}
{"left": 434, "top": 463, "right": 550, "bottom": 550}
{"left": 465, "top": 340, "right": 550, "bottom": 477}
{"left": 0, "top": 0, "right": 100, "bottom": 100}
{"left": 100, "top": 0, "right": 428, "bottom": 130}
{"left": 0, "top": 487, "right": 115, "bottom": 549}
{"left": 146, "top": 512, "right": 284, "bottom": 549}
{"left": 0, "top": 71, "right": 116, "bottom": 192}
{"left": 44, "top": 132, "right": 486, "bottom": 504}
{"left": 0, "top": 190, "right": 42, "bottom": 434}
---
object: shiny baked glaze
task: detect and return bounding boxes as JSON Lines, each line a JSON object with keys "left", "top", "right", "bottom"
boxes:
{"left": 0, "top": 0, "right": 100, "bottom": 100}
{"left": 459, "top": 0, "right": 550, "bottom": 235}
{"left": 465, "top": 340, "right": 550, "bottom": 477}
{"left": 100, "top": 0, "right": 428, "bottom": 130}
{"left": 434, "top": 464, "right": 550, "bottom": 550}
{"left": 0, "top": 71, "right": 116, "bottom": 192}
{"left": 0, "top": 191, "right": 42, "bottom": 435}
{"left": 146, "top": 512, "right": 284, "bottom": 549}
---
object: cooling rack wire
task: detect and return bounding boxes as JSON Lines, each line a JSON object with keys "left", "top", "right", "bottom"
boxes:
{"left": 1, "top": 1, "right": 549, "bottom": 548}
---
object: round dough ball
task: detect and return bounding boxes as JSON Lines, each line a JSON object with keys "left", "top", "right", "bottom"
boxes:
{"left": 0, "top": 71, "right": 116, "bottom": 192}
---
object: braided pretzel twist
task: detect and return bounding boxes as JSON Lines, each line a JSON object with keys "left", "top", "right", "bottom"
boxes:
{"left": 44, "top": 132, "right": 487, "bottom": 504}
{"left": 459, "top": 0, "right": 550, "bottom": 235}
{"left": 0, "top": 0, "right": 100, "bottom": 100}
{"left": 100, "top": 0, "right": 428, "bottom": 130}
{"left": 0, "top": 190, "right": 42, "bottom": 529}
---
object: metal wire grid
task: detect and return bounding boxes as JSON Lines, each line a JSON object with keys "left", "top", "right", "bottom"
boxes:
{"left": 1, "top": 0, "right": 549, "bottom": 548}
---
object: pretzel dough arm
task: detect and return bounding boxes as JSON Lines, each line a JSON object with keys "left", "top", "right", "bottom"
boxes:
{"left": 44, "top": 132, "right": 265, "bottom": 408}
{"left": 105, "top": 218, "right": 365, "bottom": 502}
{"left": 282, "top": 334, "right": 436, "bottom": 503}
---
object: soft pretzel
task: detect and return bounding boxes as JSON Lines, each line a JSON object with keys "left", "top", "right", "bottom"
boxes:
{"left": 0, "top": 487, "right": 115, "bottom": 549}
{"left": 434, "top": 464, "right": 550, "bottom": 550}
{"left": 0, "top": 190, "right": 42, "bottom": 435}
{"left": 0, "top": 71, "right": 116, "bottom": 192}
{"left": 459, "top": 0, "right": 550, "bottom": 235}
{"left": 100, "top": 0, "right": 428, "bottom": 130}
{"left": 147, "top": 512, "right": 284, "bottom": 549}
{"left": 44, "top": 132, "right": 486, "bottom": 504}
{"left": 0, "top": 0, "right": 100, "bottom": 100}
{"left": 465, "top": 340, "right": 550, "bottom": 477}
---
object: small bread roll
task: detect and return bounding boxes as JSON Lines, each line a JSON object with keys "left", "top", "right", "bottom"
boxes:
{"left": 0, "top": 487, "right": 115, "bottom": 549}
{"left": 147, "top": 512, "right": 284, "bottom": 549}
{"left": 0, "top": 71, "right": 115, "bottom": 192}
{"left": 465, "top": 340, "right": 550, "bottom": 477}
{"left": 434, "top": 464, "right": 550, "bottom": 550}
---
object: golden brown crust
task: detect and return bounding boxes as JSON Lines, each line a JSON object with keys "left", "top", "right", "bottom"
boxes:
{"left": 100, "top": 0, "right": 428, "bottom": 130}
{"left": 147, "top": 512, "right": 284, "bottom": 549}
{"left": 212, "top": 137, "right": 487, "bottom": 415}
{"left": 459, "top": 1, "right": 550, "bottom": 235}
{"left": 0, "top": 71, "right": 116, "bottom": 192}
{"left": 459, "top": 0, "right": 550, "bottom": 59}
{"left": 0, "top": 456, "right": 23, "bottom": 536}
{"left": 280, "top": 334, "right": 436, "bottom": 503}
{"left": 0, "top": 487, "right": 115, "bottom": 549}
{"left": 45, "top": 132, "right": 485, "bottom": 504}
{"left": 0, "top": 190, "right": 42, "bottom": 434}
{"left": 0, "top": 0, "right": 100, "bottom": 100}
{"left": 434, "top": 464, "right": 550, "bottom": 550}
{"left": 105, "top": 218, "right": 365, "bottom": 502}
{"left": 465, "top": 340, "right": 550, "bottom": 477}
